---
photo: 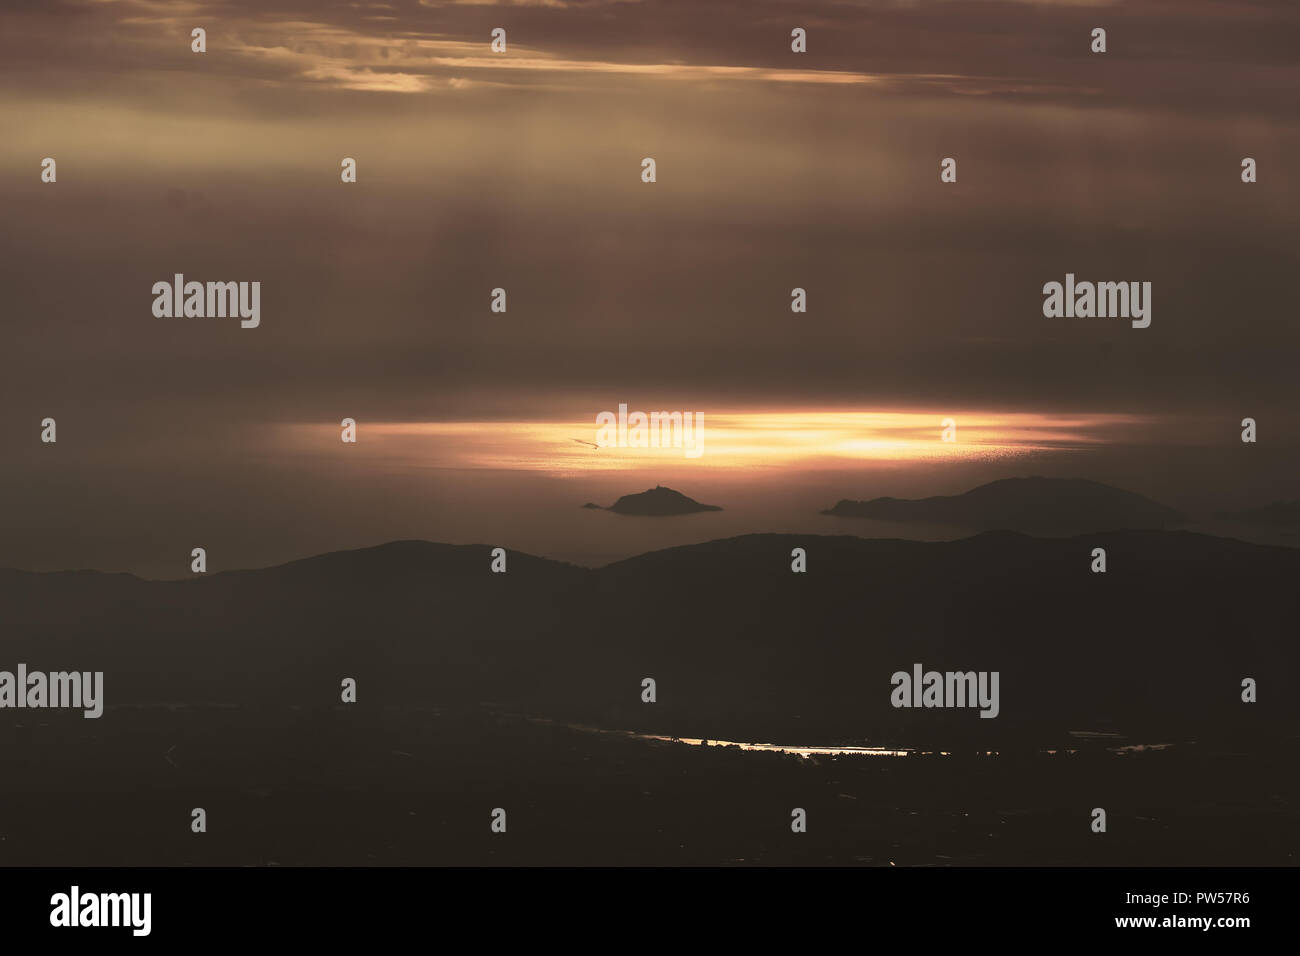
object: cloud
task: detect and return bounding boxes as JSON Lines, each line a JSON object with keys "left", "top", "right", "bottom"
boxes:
{"left": 0, "top": 0, "right": 1289, "bottom": 109}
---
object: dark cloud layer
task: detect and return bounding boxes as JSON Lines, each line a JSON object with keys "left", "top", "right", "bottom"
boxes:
{"left": 2, "top": 1, "right": 1299, "bottom": 108}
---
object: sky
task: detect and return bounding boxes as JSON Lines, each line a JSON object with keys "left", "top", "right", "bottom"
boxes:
{"left": 2, "top": 0, "right": 1298, "bottom": 575}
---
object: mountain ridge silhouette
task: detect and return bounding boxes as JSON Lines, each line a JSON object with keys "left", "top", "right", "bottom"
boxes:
{"left": 3, "top": 527, "right": 1294, "bottom": 748}
{"left": 822, "top": 476, "right": 1184, "bottom": 534}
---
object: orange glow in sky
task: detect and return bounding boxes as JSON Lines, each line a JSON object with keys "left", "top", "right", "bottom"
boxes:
{"left": 273, "top": 410, "right": 1156, "bottom": 478}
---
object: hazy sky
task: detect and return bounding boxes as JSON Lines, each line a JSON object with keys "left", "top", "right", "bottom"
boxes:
{"left": 2, "top": 0, "right": 1298, "bottom": 573}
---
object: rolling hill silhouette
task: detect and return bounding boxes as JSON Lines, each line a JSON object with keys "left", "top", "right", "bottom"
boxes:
{"left": 822, "top": 477, "right": 1184, "bottom": 535}
{"left": 2, "top": 529, "right": 1292, "bottom": 749}
{"left": 1216, "top": 500, "right": 1300, "bottom": 527}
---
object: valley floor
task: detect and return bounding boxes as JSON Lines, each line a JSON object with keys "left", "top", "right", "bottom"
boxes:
{"left": 1, "top": 708, "right": 1293, "bottom": 866}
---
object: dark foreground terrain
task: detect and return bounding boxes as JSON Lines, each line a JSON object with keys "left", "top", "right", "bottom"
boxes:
{"left": 2, "top": 529, "right": 1297, "bottom": 865}
{"left": 0, "top": 707, "right": 1295, "bottom": 866}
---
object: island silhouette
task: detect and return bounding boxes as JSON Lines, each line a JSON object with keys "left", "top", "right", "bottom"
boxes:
{"left": 822, "top": 477, "right": 1184, "bottom": 535}
{"left": 584, "top": 485, "right": 722, "bottom": 515}
{"left": 1216, "top": 500, "right": 1300, "bottom": 527}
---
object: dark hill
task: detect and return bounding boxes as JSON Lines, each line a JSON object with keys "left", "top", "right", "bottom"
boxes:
{"left": 1217, "top": 501, "right": 1300, "bottom": 526}
{"left": 601, "top": 485, "right": 721, "bottom": 515}
{"left": 2, "top": 530, "right": 1294, "bottom": 749}
{"left": 823, "top": 477, "right": 1184, "bottom": 535}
